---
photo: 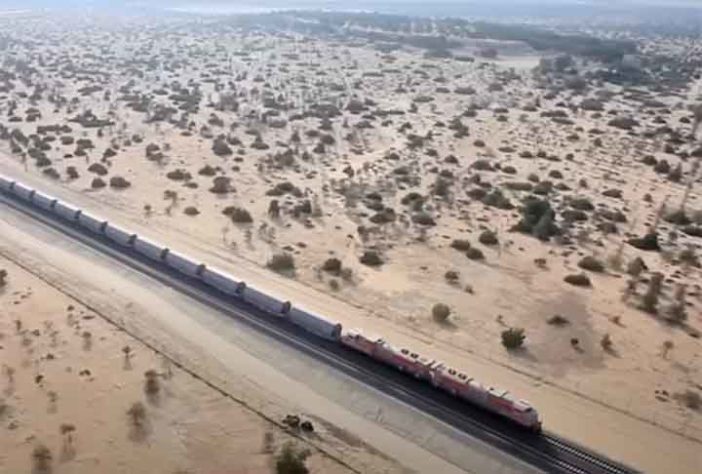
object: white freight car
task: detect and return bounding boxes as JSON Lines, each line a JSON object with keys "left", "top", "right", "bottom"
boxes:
{"left": 32, "top": 191, "right": 58, "bottom": 211}
{"left": 11, "top": 182, "right": 35, "bottom": 201}
{"left": 104, "top": 223, "right": 137, "bottom": 247}
{"left": 77, "top": 212, "right": 108, "bottom": 234}
{"left": 0, "top": 174, "right": 13, "bottom": 192}
{"left": 288, "top": 307, "right": 342, "bottom": 340}
{"left": 53, "top": 201, "right": 81, "bottom": 222}
{"left": 133, "top": 236, "right": 168, "bottom": 261}
{"left": 164, "top": 250, "right": 205, "bottom": 278}
{"left": 201, "top": 267, "right": 245, "bottom": 296}
{"left": 243, "top": 286, "right": 291, "bottom": 315}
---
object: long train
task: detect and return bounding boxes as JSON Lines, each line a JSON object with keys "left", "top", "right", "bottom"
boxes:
{"left": 0, "top": 174, "right": 542, "bottom": 432}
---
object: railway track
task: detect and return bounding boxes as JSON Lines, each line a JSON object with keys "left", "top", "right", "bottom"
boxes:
{"left": 0, "top": 190, "right": 640, "bottom": 474}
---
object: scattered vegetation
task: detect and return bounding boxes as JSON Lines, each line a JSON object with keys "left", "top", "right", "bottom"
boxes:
{"left": 267, "top": 253, "right": 296, "bottom": 273}
{"left": 501, "top": 327, "right": 526, "bottom": 349}
{"left": 432, "top": 303, "right": 451, "bottom": 322}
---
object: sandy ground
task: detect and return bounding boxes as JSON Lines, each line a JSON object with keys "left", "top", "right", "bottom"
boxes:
{"left": 0, "top": 10, "right": 701, "bottom": 474}
{"left": 0, "top": 254, "right": 362, "bottom": 474}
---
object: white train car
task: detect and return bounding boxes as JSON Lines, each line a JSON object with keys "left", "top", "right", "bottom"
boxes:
{"left": 201, "top": 267, "right": 245, "bottom": 296}
{"left": 133, "top": 236, "right": 168, "bottom": 262}
{"left": 288, "top": 307, "right": 342, "bottom": 340}
{"left": 11, "top": 182, "right": 35, "bottom": 201}
{"left": 0, "top": 174, "right": 13, "bottom": 192}
{"left": 104, "top": 223, "right": 137, "bottom": 247}
{"left": 77, "top": 212, "right": 108, "bottom": 234}
{"left": 243, "top": 286, "right": 291, "bottom": 315}
{"left": 164, "top": 250, "right": 205, "bottom": 278}
{"left": 53, "top": 201, "right": 81, "bottom": 222}
{"left": 32, "top": 191, "right": 58, "bottom": 211}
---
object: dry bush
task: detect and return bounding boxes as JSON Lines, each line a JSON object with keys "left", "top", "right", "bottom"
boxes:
{"left": 466, "top": 247, "right": 485, "bottom": 261}
{"left": 275, "top": 442, "right": 310, "bottom": 474}
{"left": 321, "top": 258, "right": 342, "bottom": 274}
{"left": 127, "top": 402, "right": 147, "bottom": 427}
{"left": 547, "top": 314, "right": 569, "bottom": 326}
{"left": 109, "top": 176, "right": 131, "bottom": 189}
{"left": 224, "top": 206, "right": 253, "bottom": 224}
{"left": 676, "top": 390, "right": 701, "bottom": 411}
{"left": 268, "top": 253, "right": 295, "bottom": 273}
{"left": 578, "top": 256, "right": 605, "bottom": 273}
{"left": 144, "top": 370, "right": 160, "bottom": 395}
{"left": 478, "top": 230, "right": 499, "bottom": 246}
{"left": 32, "top": 444, "right": 52, "bottom": 474}
{"left": 641, "top": 272, "right": 663, "bottom": 314}
{"left": 0, "top": 269, "right": 7, "bottom": 288}
{"left": 359, "top": 250, "right": 383, "bottom": 266}
{"left": 450, "top": 239, "right": 471, "bottom": 251}
{"left": 564, "top": 273, "right": 591, "bottom": 287}
{"left": 432, "top": 303, "right": 451, "bottom": 322}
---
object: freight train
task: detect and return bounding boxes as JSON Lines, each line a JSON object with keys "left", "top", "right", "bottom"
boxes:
{"left": 0, "top": 174, "right": 542, "bottom": 432}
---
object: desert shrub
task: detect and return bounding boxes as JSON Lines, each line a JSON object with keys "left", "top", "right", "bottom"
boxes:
{"left": 654, "top": 159, "right": 670, "bottom": 174}
{"left": 678, "top": 247, "right": 699, "bottom": 267}
{"left": 602, "top": 188, "right": 622, "bottom": 199}
{"left": 183, "top": 206, "right": 199, "bottom": 216}
{"left": 482, "top": 189, "right": 513, "bottom": 209}
{"left": 198, "top": 165, "right": 217, "bottom": 176}
{"left": 109, "top": 176, "right": 131, "bottom": 189}
{"left": 465, "top": 247, "right": 485, "bottom": 260}
{"left": 127, "top": 401, "right": 146, "bottom": 427}
{"left": 144, "top": 370, "right": 160, "bottom": 395}
{"left": 564, "top": 273, "right": 592, "bottom": 287}
{"left": 66, "top": 166, "right": 79, "bottom": 179}
{"left": 321, "top": 258, "right": 342, "bottom": 274}
{"left": 627, "top": 232, "right": 660, "bottom": 252}
{"left": 432, "top": 303, "right": 451, "bottom": 322}
{"left": 450, "top": 239, "right": 472, "bottom": 251}
{"left": 359, "top": 250, "right": 383, "bottom": 266}
{"left": 0, "top": 269, "right": 7, "bottom": 287}
{"left": 210, "top": 176, "right": 233, "bottom": 194}
{"left": 511, "top": 198, "right": 558, "bottom": 240}
{"left": 479, "top": 230, "right": 499, "bottom": 246}
{"left": 166, "top": 168, "right": 191, "bottom": 181}
{"left": 444, "top": 270, "right": 460, "bottom": 283}
{"left": 503, "top": 181, "right": 532, "bottom": 191}
{"left": 212, "top": 138, "right": 233, "bottom": 156}
{"left": 87, "top": 162, "right": 108, "bottom": 176}
{"left": 267, "top": 253, "right": 295, "bottom": 273}
{"left": 641, "top": 272, "right": 663, "bottom": 313}
{"left": 578, "top": 256, "right": 605, "bottom": 273}
{"left": 91, "top": 177, "right": 106, "bottom": 189}
{"left": 570, "top": 197, "right": 594, "bottom": 211}
{"left": 412, "top": 212, "right": 436, "bottom": 226}
{"left": 600, "top": 334, "right": 613, "bottom": 351}
{"left": 676, "top": 390, "right": 701, "bottom": 411}
{"left": 32, "top": 444, "right": 52, "bottom": 474}
{"left": 547, "top": 314, "right": 569, "bottom": 326}
{"left": 224, "top": 206, "right": 253, "bottom": 224}
{"left": 275, "top": 442, "right": 310, "bottom": 474}
{"left": 501, "top": 327, "right": 525, "bottom": 349}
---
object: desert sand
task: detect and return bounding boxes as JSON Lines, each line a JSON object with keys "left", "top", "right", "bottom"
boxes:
{"left": 0, "top": 254, "right": 364, "bottom": 474}
{"left": 0, "top": 9, "right": 701, "bottom": 474}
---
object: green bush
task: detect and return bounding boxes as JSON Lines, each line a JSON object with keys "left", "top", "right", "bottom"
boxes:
{"left": 501, "top": 327, "right": 525, "bottom": 349}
